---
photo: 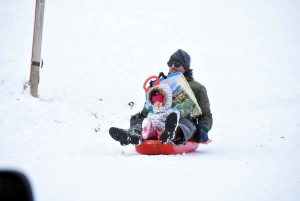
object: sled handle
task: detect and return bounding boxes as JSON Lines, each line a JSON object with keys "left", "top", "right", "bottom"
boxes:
{"left": 143, "top": 75, "right": 160, "bottom": 91}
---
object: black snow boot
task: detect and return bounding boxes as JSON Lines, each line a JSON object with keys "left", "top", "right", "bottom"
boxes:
{"left": 160, "top": 112, "right": 178, "bottom": 144}
{"left": 109, "top": 127, "right": 142, "bottom": 146}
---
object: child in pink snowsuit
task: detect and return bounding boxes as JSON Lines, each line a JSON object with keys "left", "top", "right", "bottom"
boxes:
{"left": 142, "top": 83, "right": 179, "bottom": 140}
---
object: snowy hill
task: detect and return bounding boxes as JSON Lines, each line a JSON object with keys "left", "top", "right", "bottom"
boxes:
{"left": 1, "top": 1, "right": 300, "bottom": 201}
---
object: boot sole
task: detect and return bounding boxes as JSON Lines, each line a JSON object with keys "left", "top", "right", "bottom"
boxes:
{"left": 160, "top": 113, "right": 178, "bottom": 144}
{"left": 109, "top": 127, "right": 142, "bottom": 146}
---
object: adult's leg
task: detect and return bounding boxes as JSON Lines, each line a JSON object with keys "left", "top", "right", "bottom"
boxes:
{"left": 172, "top": 118, "right": 196, "bottom": 145}
{"left": 130, "top": 118, "right": 144, "bottom": 133}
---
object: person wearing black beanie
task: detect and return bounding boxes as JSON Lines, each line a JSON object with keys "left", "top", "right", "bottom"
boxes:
{"left": 109, "top": 49, "right": 213, "bottom": 146}
{"left": 165, "top": 49, "right": 213, "bottom": 143}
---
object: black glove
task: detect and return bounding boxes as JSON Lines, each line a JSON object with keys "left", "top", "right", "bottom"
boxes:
{"left": 194, "top": 123, "right": 209, "bottom": 143}
{"left": 130, "top": 112, "right": 142, "bottom": 124}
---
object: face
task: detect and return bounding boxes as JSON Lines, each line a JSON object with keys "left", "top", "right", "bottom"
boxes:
{"left": 153, "top": 101, "right": 163, "bottom": 108}
{"left": 168, "top": 61, "right": 186, "bottom": 74}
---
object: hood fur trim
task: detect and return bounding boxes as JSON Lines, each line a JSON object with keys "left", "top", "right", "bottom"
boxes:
{"left": 147, "top": 84, "right": 172, "bottom": 108}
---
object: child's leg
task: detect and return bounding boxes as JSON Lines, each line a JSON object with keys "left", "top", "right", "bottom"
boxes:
{"left": 148, "top": 128, "right": 159, "bottom": 140}
{"left": 160, "top": 112, "right": 178, "bottom": 144}
{"left": 141, "top": 118, "right": 151, "bottom": 139}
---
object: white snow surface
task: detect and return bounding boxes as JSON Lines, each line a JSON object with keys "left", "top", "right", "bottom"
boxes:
{"left": 1, "top": 0, "right": 300, "bottom": 200}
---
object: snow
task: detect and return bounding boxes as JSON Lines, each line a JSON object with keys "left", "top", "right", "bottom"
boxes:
{"left": 1, "top": 0, "right": 300, "bottom": 200}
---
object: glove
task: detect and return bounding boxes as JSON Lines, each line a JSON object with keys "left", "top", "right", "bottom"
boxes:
{"left": 130, "top": 112, "right": 142, "bottom": 123}
{"left": 194, "top": 123, "right": 209, "bottom": 143}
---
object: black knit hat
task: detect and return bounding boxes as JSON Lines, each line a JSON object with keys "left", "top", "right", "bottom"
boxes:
{"left": 168, "top": 49, "right": 191, "bottom": 70}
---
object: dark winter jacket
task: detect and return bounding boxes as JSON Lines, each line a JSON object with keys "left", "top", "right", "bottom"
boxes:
{"left": 185, "top": 76, "right": 213, "bottom": 129}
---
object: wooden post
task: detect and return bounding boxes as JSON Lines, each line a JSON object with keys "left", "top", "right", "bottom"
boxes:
{"left": 30, "top": 0, "right": 45, "bottom": 97}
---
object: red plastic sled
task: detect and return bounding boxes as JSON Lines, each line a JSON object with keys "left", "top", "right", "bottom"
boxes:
{"left": 135, "top": 139, "right": 212, "bottom": 155}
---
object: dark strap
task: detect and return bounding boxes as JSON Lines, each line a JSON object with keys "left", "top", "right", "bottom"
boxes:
{"left": 149, "top": 80, "right": 155, "bottom": 87}
{"left": 149, "top": 72, "right": 167, "bottom": 87}
{"left": 31, "top": 59, "right": 43, "bottom": 68}
{"left": 158, "top": 72, "right": 167, "bottom": 79}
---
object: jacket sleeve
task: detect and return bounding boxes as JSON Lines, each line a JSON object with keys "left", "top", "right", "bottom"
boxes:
{"left": 140, "top": 105, "right": 149, "bottom": 117}
{"left": 195, "top": 86, "right": 213, "bottom": 130}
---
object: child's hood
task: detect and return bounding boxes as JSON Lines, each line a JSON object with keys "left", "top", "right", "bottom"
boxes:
{"left": 147, "top": 83, "right": 173, "bottom": 109}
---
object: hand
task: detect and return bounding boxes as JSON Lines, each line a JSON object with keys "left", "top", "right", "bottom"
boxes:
{"left": 194, "top": 123, "right": 209, "bottom": 143}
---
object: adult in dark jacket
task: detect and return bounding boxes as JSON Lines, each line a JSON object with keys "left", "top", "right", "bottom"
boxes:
{"left": 109, "top": 49, "right": 213, "bottom": 145}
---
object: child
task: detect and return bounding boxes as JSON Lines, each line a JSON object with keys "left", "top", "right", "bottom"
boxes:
{"left": 141, "top": 83, "right": 180, "bottom": 140}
